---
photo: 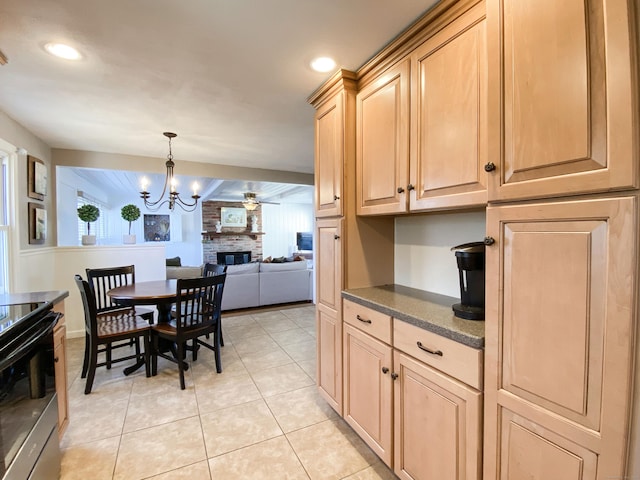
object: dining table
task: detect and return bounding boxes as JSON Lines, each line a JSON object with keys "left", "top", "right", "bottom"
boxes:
{"left": 107, "top": 279, "right": 178, "bottom": 324}
{"left": 106, "top": 279, "right": 186, "bottom": 374}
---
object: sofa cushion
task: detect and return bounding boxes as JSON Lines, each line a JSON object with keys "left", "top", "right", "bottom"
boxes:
{"left": 166, "top": 256, "right": 181, "bottom": 267}
{"left": 226, "top": 262, "right": 260, "bottom": 275}
{"left": 259, "top": 260, "right": 307, "bottom": 272}
{"left": 166, "top": 265, "right": 202, "bottom": 279}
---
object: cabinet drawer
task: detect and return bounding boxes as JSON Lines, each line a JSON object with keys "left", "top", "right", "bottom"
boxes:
{"left": 343, "top": 299, "right": 392, "bottom": 344}
{"left": 393, "top": 320, "right": 482, "bottom": 390}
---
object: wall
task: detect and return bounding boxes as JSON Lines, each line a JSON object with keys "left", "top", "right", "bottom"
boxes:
{"left": 262, "top": 203, "right": 314, "bottom": 258}
{"left": 394, "top": 210, "right": 486, "bottom": 298}
{"left": 0, "top": 110, "right": 55, "bottom": 251}
{"left": 55, "top": 165, "right": 203, "bottom": 266}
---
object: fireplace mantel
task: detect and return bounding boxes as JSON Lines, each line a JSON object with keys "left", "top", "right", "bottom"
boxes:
{"left": 201, "top": 231, "right": 266, "bottom": 241}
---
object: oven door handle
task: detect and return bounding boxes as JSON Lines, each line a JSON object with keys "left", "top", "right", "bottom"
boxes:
{"left": 0, "top": 311, "right": 61, "bottom": 371}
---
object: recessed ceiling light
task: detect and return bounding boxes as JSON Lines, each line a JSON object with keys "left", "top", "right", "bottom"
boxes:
{"left": 310, "top": 56, "right": 337, "bottom": 73}
{"left": 44, "top": 43, "right": 81, "bottom": 60}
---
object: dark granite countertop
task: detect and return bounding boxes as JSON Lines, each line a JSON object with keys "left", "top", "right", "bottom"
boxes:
{"left": 0, "top": 290, "right": 69, "bottom": 308}
{"left": 342, "top": 285, "right": 484, "bottom": 349}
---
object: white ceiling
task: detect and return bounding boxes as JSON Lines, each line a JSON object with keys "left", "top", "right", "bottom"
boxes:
{"left": 0, "top": 0, "right": 439, "bottom": 177}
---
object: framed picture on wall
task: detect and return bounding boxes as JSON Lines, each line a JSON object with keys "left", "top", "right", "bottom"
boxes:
{"left": 220, "top": 207, "right": 247, "bottom": 227}
{"left": 28, "top": 155, "right": 47, "bottom": 200}
{"left": 28, "top": 202, "right": 46, "bottom": 244}
{"left": 143, "top": 214, "right": 171, "bottom": 242}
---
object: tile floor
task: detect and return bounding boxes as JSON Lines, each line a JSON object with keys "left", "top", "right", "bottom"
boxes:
{"left": 60, "top": 304, "right": 398, "bottom": 479}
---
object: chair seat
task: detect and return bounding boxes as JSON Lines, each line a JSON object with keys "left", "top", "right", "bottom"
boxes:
{"left": 153, "top": 320, "right": 211, "bottom": 337}
{"left": 97, "top": 312, "right": 151, "bottom": 339}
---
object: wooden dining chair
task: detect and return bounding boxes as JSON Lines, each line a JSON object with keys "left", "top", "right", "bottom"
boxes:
{"left": 84, "top": 265, "right": 155, "bottom": 376}
{"left": 151, "top": 274, "right": 226, "bottom": 389}
{"left": 203, "top": 262, "right": 227, "bottom": 276}
{"left": 203, "top": 263, "right": 227, "bottom": 346}
{"left": 75, "top": 275, "right": 151, "bottom": 394}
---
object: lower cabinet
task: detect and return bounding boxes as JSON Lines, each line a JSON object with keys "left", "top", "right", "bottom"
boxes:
{"left": 343, "top": 323, "right": 393, "bottom": 465}
{"left": 53, "top": 310, "right": 69, "bottom": 437}
{"left": 394, "top": 351, "right": 482, "bottom": 480}
{"left": 317, "top": 304, "right": 343, "bottom": 413}
{"left": 342, "top": 299, "right": 483, "bottom": 479}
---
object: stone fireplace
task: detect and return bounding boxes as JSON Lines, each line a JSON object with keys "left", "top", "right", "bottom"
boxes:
{"left": 202, "top": 201, "right": 263, "bottom": 264}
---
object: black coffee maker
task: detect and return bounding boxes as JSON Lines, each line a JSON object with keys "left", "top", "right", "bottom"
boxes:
{"left": 451, "top": 241, "right": 486, "bottom": 320}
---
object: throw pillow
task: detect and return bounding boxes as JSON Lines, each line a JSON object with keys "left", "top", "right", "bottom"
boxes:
{"left": 166, "top": 256, "right": 181, "bottom": 267}
{"left": 271, "top": 256, "right": 286, "bottom": 263}
{"left": 262, "top": 256, "right": 272, "bottom": 263}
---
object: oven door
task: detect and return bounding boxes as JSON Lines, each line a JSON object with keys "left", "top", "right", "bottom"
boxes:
{"left": 1, "top": 311, "right": 61, "bottom": 480}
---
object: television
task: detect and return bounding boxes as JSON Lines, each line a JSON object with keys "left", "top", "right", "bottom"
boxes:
{"left": 296, "top": 232, "right": 313, "bottom": 251}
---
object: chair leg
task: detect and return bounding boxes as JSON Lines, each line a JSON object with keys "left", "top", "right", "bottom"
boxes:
{"left": 143, "top": 334, "right": 151, "bottom": 378}
{"left": 151, "top": 335, "right": 158, "bottom": 376}
{"left": 214, "top": 327, "right": 222, "bottom": 374}
{"left": 177, "top": 341, "right": 186, "bottom": 390}
{"left": 81, "top": 334, "right": 90, "bottom": 378}
{"left": 84, "top": 343, "right": 98, "bottom": 394}
{"left": 106, "top": 342, "right": 112, "bottom": 370}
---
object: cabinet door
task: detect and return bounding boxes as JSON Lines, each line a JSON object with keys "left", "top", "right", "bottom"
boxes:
{"left": 394, "top": 351, "right": 482, "bottom": 480}
{"left": 53, "top": 323, "right": 69, "bottom": 436}
{"left": 486, "top": 0, "right": 637, "bottom": 201}
{"left": 317, "top": 305, "right": 342, "bottom": 414}
{"left": 343, "top": 324, "right": 393, "bottom": 466}
{"left": 356, "top": 59, "right": 410, "bottom": 215}
{"left": 483, "top": 196, "right": 637, "bottom": 479}
{"left": 410, "top": 2, "right": 488, "bottom": 211}
{"left": 316, "top": 218, "right": 343, "bottom": 412}
{"left": 315, "top": 91, "right": 345, "bottom": 218}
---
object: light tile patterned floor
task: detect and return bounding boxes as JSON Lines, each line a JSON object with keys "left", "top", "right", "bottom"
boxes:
{"left": 60, "top": 305, "right": 398, "bottom": 479}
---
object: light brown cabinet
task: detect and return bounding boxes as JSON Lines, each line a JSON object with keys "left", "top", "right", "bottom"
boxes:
{"left": 53, "top": 301, "right": 69, "bottom": 437}
{"left": 342, "top": 299, "right": 483, "bottom": 478}
{"left": 410, "top": 3, "right": 487, "bottom": 212}
{"left": 483, "top": 196, "right": 637, "bottom": 479}
{"left": 343, "top": 323, "right": 393, "bottom": 465}
{"left": 394, "top": 351, "right": 482, "bottom": 480}
{"left": 356, "top": 2, "right": 488, "bottom": 215}
{"left": 485, "top": 0, "right": 638, "bottom": 201}
{"left": 356, "top": 59, "right": 410, "bottom": 215}
{"left": 343, "top": 300, "right": 394, "bottom": 465}
{"left": 315, "top": 217, "right": 343, "bottom": 413}
{"left": 312, "top": 71, "right": 357, "bottom": 218}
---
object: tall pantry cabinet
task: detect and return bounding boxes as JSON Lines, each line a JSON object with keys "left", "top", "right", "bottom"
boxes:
{"left": 309, "top": 71, "right": 395, "bottom": 414}
{"left": 483, "top": 0, "right": 639, "bottom": 479}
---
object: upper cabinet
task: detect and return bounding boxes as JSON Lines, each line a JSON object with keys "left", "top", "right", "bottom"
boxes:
{"left": 310, "top": 71, "right": 357, "bottom": 218}
{"left": 410, "top": 2, "right": 488, "bottom": 211}
{"left": 356, "top": 60, "right": 410, "bottom": 215}
{"left": 485, "top": 0, "right": 638, "bottom": 201}
{"left": 356, "top": 2, "right": 488, "bottom": 215}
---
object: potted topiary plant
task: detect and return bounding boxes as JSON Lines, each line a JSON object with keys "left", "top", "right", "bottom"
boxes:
{"left": 120, "top": 204, "right": 141, "bottom": 244}
{"left": 77, "top": 204, "right": 100, "bottom": 245}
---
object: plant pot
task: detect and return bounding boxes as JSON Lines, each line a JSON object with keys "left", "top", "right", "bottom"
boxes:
{"left": 82, "top": 235, "right": 96, "bottom": 246}
{"left": 123, "top": 234, "right": 136, "bottom": 244}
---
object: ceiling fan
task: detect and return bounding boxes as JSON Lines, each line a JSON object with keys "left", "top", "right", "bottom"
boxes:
{"left": 242, "top": 192, "right": 279, "bottom": 211}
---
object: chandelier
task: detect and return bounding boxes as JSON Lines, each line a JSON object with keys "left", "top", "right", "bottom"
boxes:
{"left": 140, "top": 132, "right": 201, "bottom": 212}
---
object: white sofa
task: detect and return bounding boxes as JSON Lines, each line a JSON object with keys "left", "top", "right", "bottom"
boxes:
{"left": 166, "top": 260, "right": 313, "bottom": 311}
{"left": 223, "top": 260, "right": 313, "bottom": 310}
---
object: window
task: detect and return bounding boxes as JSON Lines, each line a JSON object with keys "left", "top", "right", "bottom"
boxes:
{"left": 0, "top": 154, "right": 9, "bottom": 294}
{"left": 77, "top": 191, "right": 109, "bottom": 244}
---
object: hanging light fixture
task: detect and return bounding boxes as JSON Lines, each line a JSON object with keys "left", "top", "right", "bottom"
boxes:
{"left": 140, "top": 132, "right": 200, "bottom": 212}
{"left": 242, "top": 192, "right": 259, "bottom": 211}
